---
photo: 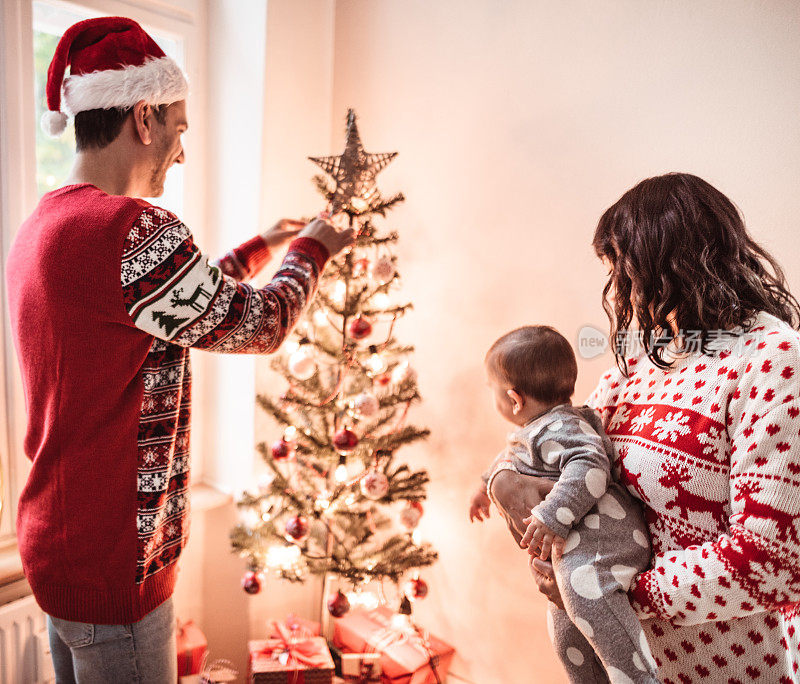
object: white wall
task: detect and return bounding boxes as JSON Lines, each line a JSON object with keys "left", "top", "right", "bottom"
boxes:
{"left": 189, "top": 1, "right": 800, "bottom": 681}
{"left": 326, "top": 2, "right": 800, "bottom": 682}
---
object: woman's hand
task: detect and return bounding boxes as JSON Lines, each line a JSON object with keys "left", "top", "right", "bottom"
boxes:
{"left": 488, "top": 469, "right": 555, "bottom": 545}
{"left": 261, "top": 219, "right": 305, "bottom": 249}
{"left": 530, "top": 557, "right": 564, "bottom": 609}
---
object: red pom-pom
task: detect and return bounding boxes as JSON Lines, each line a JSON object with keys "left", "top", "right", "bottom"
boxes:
{"left": 333, "top": 428, "right": 359, "bottom": 454}
{"left": 327, "top": 590, "right": 350, "bottom": 618}
{"left": 405, "top": 577, "right": 428, "bottom": 600}
{"left": 242, "top": 571, "right": 261, "bottom": 594}
{"left": 285, "top": 515, "right": 309, "bottom": 541}
{"left": 348, "top": 316, "right": 373, "bottom": 340}
{"left": 271, "top": 439, "right": 292, "bottom": 460}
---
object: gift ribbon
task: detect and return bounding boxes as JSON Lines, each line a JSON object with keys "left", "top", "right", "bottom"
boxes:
{"left": 257, "top": 621, "right": 330, "bottom": 669}
{"left": 363, "top": 618, "right": 442, "bottom": 684}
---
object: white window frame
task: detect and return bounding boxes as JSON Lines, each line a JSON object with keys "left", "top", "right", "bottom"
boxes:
{"left": 0, "top": 0, "right": 208, "bottom": 555}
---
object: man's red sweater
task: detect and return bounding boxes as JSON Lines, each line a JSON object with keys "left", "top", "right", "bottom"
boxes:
{"left": 6, "top": 184, "right": 328, "bottom": 623}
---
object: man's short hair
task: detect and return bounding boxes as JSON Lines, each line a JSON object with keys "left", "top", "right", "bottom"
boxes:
{"left": 74, "top": 104, "right": 167, "bottom": 151}
{"left": 486, "top": 325, "right": 578, "bottom": 404}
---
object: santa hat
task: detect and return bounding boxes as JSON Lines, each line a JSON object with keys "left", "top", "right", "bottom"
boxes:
{"left": 42, "top": 16, "right": 188, "bottom": 137}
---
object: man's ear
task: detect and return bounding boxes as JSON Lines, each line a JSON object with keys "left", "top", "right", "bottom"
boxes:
{"left": 507, "top": 389, "right": 525, "bottom": 415}
{"left": 132, "top": 101, "right": 154, "bottom": 145}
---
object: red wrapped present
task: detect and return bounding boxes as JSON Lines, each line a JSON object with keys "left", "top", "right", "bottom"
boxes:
{"left": 332, "top": 608, "right": 455, "bottom": 684}
{"left": 249, "top": 621, "right": 335, "bottom": 683}
{"left": 176, "top": 619, "right": 208, "bottom": 676}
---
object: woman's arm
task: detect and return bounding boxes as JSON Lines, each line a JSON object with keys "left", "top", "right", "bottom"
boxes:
{"left": 488, "top": 469, "right": 555, "bottom": 545}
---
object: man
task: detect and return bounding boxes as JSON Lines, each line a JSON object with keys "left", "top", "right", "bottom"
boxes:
{"left": 6, "top": 16, "right": 354, "bottom": 683}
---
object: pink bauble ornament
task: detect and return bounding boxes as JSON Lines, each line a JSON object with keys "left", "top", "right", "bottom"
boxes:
{"left": 285, "top": 515, "right": 309, "bottom": 541}
{"left": 241, "top": 571, "right": 261, "bottom": 594}
{"left": 400, "top": 501, "right": 424, "bottom": 529}
{"left": 360, "top": 469, "right": 390, "bottom": 500}
{"left": 405, "top": 577, "right": 429, "bottom": 600}
{"left": 288, "top": 347, "right": 316, "bottom": 380}
{"left": 369, "top": 256, "right": 395, "bottom": 284}
{"left": 327, "top": 590, "right": 350, "bottom": 618}
{"left": 271, "top": 439, "right": 292, "bottom": 461}
{"left": 333, "top": 428, "right": 359, "bottom": 454}
{"left": 348, "top": 316, "right": 373, "bottom": 340}
{"left": 353, "top": 392, "right": 380, "bottom": 419}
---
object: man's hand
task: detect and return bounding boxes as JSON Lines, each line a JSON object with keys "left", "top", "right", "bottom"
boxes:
{"left": 469, "top": 488, "right": 491, "bottom": 522}
{"left": 298, "top": 216, "right": 355, "bottom": 258}
{"left": 489, "top": 469, "right": 555, "bottom": 545}
{"left": 261, "top": 219, "right": 305, "bottom": 249}
{"left": 521, "top": 516, "right": 566, "bottom": 561}
{"left": 530, "top": 557, "right": 564, "bottom": 609}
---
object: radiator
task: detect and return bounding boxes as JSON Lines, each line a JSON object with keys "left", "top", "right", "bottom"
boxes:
{"left": 0, "top": 594, "right": 53, "bottom": 684}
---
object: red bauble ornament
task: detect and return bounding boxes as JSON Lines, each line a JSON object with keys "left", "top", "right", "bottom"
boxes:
{"left": 271, "top": 439, "right": 292, "bottom": 460}
{"left": 333, "top": 428, "right": 359, "bottom": 454}
{"left": 400, "top": 501, "right": 424, "bottom": 529}
{"left": 405, "top": 577, "right": 429, "bottom": 600}
{"left": 348, "top": 316, "right": 373, "bottom": 340}
{"left": 241, "top": 571, "right": 261, "bottom": 594}
{"left": 285, "top": 515, "right": 309, "bottom": 541}
{"left": 374, "top": 373, "right": 391, "bottom": 387}
{"left": 327, "top": 590, "right": 350, "bottom": 618}
{"left": 353, "top": 258, "right": 370, "bottom": 277}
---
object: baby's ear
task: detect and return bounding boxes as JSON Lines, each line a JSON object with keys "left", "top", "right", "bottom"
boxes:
{"left": 506, "top": 389, "right": 525, "bottom": 414}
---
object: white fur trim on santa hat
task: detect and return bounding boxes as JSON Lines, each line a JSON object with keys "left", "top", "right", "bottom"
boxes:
{"left": 62, "top": 56, "right": 188, "bottom": 116}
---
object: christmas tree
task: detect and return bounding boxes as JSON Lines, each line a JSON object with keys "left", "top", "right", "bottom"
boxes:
{"left": 231, "top": 110, "right": 437, "bottom": 620}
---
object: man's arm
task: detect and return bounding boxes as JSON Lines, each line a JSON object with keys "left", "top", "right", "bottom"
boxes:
{"left": 121, "top": 207, "right": 352, "bottom": 353}
{"left": 214, "top": 219, "right": 305, "bottom": 282}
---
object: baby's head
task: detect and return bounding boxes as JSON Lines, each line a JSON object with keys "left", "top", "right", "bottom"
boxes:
{"left": 485, "top": 325, "right": 577, "bottom": 426}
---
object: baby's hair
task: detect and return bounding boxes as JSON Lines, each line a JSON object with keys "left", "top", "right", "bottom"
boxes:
{"left": 485, "top": 325, "right": 577, "bottom": 404}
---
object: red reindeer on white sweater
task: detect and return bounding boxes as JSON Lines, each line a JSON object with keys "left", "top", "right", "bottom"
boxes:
{"left": 658, "top": 461, "right": 729, "bottom": 530}
{"left": 734, "top": 479, "right": 800, "bottom": 546}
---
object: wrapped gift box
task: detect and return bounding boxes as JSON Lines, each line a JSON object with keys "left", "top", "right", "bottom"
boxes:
{"left": 332, "top": 608, "right": 454, "bottom": 684}
{"left": 249, "top": 633, "right": 335, "bottom": 684}
{"left": 176, "top": 619, "right": 208, "bottom": 676}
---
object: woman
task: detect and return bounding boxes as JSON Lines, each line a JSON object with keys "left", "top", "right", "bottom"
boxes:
{"left": 494, "top": 172, "right": 800, "bottom": 683}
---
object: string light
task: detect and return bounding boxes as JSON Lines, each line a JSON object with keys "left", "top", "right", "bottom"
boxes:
{"left": 284, "top": 426, "right": 298, "bottom": 441}
{"left": 333, "top": 281, "right": 347, "bottom": 306}
{"left": 335, "top": 455, "right": 348, "bottom": 483}
{"left": 265, "top": 544, "right": 301, "bottom": 570}
{"left": 372, "top": 292, "right": 390, "bottom": 309}
{"left": 365, "top": 345, "right": 387, "bottom": 375}
{"left": 313, "top": 309, "right": 328, "bottom": 325}
{"left": 412, "top": 529, "right": 422, "bottom": 545}
{"left": 284, "top": 339, "right": 300, "bottom": 355}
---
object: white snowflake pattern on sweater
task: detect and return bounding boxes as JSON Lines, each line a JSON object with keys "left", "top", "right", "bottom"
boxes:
{"left": 585, "top": 311, "right": 800, "bottom": 684}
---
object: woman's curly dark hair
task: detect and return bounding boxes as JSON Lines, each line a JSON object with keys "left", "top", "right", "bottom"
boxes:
{"left": 593, "top": 173, "right": 800, "bottom": 376}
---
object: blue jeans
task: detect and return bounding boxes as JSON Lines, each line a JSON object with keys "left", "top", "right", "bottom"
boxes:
{"left": 46, "top": 597, "right": 177, "bottom": 684}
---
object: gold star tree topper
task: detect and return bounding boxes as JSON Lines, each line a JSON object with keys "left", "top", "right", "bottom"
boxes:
{"left": 309, "top": 109, "right": 404, "bottom": 216}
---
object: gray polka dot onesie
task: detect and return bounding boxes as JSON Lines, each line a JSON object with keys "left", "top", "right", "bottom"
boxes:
{"left": 485, "top": 403, "right": 661, "bottom": 683}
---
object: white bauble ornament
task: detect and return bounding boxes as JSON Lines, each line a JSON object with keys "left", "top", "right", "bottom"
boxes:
{"left": 288, "top": 347, "right": 316, "bottom": 380}
{"left": 360, "top": 469, "right": 390, "bottom": 500}
{"left": 368, "top": 256, "right": 395, "bottom": 284}
{"left": 391, "top": 361, "right": 417, "bottom": 385}
{"left": 352, "top": 392, "right": 380, "bottom": 419}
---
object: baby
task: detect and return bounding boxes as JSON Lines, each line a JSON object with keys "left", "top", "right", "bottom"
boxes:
{"left": 470, "top": 325, "right": 660, "bottom": 684}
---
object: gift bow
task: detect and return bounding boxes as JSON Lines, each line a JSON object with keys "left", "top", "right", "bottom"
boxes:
{"left": 364, "top": 616, "right": 442, "bottom": 684}
{"left": 257, "top": 621, "right": 329, "bottom": 668}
